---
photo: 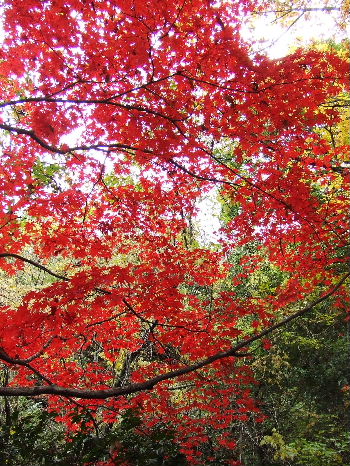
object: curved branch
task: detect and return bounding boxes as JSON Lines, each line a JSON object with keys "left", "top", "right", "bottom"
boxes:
{"left": 0, "top": 253, "right": 69, "bottom": 281}
{"left": 0, "top": 96, "right": 186, "bottom": 133}
{"left": 0, "top": 272, "right": 348, "bottom": 399}
{"left": 0, "top": 123, "right": 68, "bottom": 155}
{"left": 0, "top": 124, "right": 154, "bottom": 156}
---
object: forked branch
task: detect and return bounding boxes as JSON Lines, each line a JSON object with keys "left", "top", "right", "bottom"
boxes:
{"left": 0, "top": 258, "right": 348, "bottom": 399}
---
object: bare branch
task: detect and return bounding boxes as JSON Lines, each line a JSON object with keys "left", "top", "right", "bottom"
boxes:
{"left": 257, "top": 7, "right": 341, "bottom": 14}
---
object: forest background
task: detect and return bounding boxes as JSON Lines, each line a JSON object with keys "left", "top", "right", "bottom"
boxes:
{"left": 0, "top": 0, "right": 349, "bottom": 465}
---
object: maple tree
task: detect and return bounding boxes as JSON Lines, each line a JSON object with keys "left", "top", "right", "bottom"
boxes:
{"left": 0, "top": 0, "right": 349, "bottom": 463}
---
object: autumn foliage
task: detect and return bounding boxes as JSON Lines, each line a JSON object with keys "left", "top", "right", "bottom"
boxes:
{"left": 0, "top": 0, "right": 349, "bottom": 462}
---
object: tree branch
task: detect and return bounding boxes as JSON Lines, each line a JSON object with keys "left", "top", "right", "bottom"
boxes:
{"left": 0, "top": 272, "right": 348, "bottom": 399}
{"left": 0, "top": 124, "right": 154, "bottom": 156}
{"left": 257, "top": 7, "right": 341, "bottom": 14}
{"left": 0, "top": 253, "right": 69, "bottom": 281}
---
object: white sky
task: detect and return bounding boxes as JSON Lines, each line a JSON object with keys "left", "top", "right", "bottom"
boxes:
{"left": 242, "top": 7, "right": 348, "bottom": 58}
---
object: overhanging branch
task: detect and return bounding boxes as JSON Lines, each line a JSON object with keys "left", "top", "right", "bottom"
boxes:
{"left": 0, "top": 271, "right": 348, "bottom": 399}
{"left": 0, "top": 253, "right": 69, "bottom": 281}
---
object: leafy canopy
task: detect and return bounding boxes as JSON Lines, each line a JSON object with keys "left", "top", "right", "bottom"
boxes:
{"left": 0, "top": 0, "right": 348, "bottom": 462}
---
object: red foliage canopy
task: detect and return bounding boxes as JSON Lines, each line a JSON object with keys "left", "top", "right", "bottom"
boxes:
{"left": 0, "top": 0, "right": 349, "bottom": 459}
